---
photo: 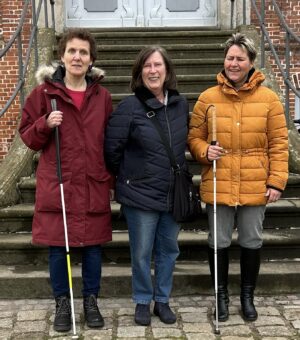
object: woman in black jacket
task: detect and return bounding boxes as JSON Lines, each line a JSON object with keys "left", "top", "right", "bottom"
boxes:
{"left": 104, "top": 46, "right": 189, "bottom": 326}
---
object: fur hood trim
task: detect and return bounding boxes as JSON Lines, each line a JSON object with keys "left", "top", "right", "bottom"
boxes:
{"left": 35, "top": 63, "right": 105, "bottom": 85}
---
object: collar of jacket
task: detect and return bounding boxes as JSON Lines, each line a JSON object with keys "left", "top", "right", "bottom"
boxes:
{"left": 35, "top": 63, "right": 105, "bottom": 87}
{"left": 135, "top": 86, "right": 180, "bottom": 110}
{"left": 217, "top": 68, "right": 265, "bottom": 95}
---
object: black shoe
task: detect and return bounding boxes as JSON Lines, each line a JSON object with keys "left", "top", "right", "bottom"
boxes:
{"left": 54, "top": 295, "right": 71, "bottom": 332}
{"left": 214, "top": 288, "right": 229, "bottom": 322}
{"left": 241, "top": 286, "right": 258, "bottom": 321}
{"left": 83, "top": 294, "right": 104, "bottom": 328}
{"left": 134, "top": 304, "right": 151, "bottom": 326}
{"left": 153, "top": 302, "right": 176, "bottom": 324}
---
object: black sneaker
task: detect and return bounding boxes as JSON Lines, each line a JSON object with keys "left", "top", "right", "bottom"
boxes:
{"left": 83, "top": 294, "right": 104, "bottom": 328}
{"left": 153, "top": 302, "right": 176, "bottom": 324}
{"left": 134, "top": 304, "right": 151, "bottom": 326}
{"left": 54, "top": 296, "right": 71, "bottom": 332}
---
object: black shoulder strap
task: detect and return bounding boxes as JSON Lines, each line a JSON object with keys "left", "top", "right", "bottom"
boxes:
{"left": 146, "top": 110, "right": 179, "bottom": 171}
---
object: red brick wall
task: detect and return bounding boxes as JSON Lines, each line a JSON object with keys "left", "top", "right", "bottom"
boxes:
{"left": 251, "top": 0, "right": 300, "bottom": 118}
{"left": 0, "top": 0, "right": 31, "bottom": 161}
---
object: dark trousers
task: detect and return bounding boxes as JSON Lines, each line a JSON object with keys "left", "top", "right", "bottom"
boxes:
{"left": 49, "top": 245, "right": 102, "bottom": 298}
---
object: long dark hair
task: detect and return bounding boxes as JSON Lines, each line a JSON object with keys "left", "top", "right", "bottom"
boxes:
{"left": 130, "top": 45, "right": 177, "bottom": 92}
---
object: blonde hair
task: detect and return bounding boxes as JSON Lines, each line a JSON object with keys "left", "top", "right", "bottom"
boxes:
{"left": 224, "top": 33, "right": 257, "bottom": 63}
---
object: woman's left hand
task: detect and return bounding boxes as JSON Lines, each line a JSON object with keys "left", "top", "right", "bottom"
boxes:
{"left": 265, "top": 188, "right": 282, "bottom": 203}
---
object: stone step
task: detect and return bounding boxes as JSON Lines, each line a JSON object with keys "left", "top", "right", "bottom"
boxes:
{"left": 85, "top": 28, "right": 234, "bottom": 45}
{"left": 97, "top": 58, "right": 224, "bottom": 76}
{"left": 111, "top": 92, "right": 201, "bottom": 112}
{"left": 0, "top": 228, "right": 300, "bottom": 266}
{"left": 0, "top": 260, "right": 299, "bottom": 299}
{"left": 100, "top": 43, "right": 224, "bottom": 60}
{"left": 54, "top": 43, "right": 225, "bottom": 61}
{"left": 16, "top": 172, "right": 300, "bottom": 205}
{"left": 101, "top": 74, "right": 216, "bottom": 94}
{"left": 0, "top": 198, "right": 299, "bottom": 233}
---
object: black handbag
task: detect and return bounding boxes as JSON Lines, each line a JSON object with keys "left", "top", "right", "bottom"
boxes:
{"left": 146, "top": 110, "right": 201, "bottom": 222}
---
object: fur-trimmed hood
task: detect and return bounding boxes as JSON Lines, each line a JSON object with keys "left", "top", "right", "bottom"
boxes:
{"left": 35, "top": 63, "right": 105, "bottom": 85}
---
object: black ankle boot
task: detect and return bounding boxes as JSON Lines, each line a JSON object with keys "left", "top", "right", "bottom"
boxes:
{"left": 208, "top": 247, "right": 229, "bottom": 322}
{"left": 54, "top": 295, "right": 71, "bottom": 332}
{"left": 153, "top": 302, "right": 176, "bottom": 324}
{"left": 83, "top": 294, "right": 104, "bottom": 328}
{"left": 134, "top": 304, "right": 151, "bottom": 326}
{"left": 240, "top": 247, "right": 261, "bottom": 321}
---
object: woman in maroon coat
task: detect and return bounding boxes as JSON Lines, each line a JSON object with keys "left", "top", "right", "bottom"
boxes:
{"left": 19, "top": 28, "right": 113, "bottom": 332}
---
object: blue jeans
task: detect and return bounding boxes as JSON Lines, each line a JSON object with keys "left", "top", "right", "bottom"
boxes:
{"left": 122, "top": 205, "right": 180, "bottom": 305}
{"left": 49, "top": 245, "right": 102, "bottom": 298}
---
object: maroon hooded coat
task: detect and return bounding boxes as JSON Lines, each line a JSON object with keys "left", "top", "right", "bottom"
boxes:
{"left": 19, "top": 64, "right": 113, "bottom": 247}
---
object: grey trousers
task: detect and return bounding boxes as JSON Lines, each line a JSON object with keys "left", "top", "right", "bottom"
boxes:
{"left": 206, "top": 204, "right": 266, "bottom": 249}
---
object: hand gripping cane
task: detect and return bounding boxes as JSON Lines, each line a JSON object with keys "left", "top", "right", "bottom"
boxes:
{"left": 51, "top": 99, "right": 78, "bottom": 339}
{"left": 207, "top": 104, "right": 220, "bottom": 335}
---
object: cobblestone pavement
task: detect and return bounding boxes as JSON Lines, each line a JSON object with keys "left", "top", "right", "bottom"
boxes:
{"left": 0, "top": 294, "right": 300, "bottom": 339}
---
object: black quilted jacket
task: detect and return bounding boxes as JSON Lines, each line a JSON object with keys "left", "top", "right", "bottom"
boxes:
{"left": 104, "top": 86, "right": 189, "bottom": 212}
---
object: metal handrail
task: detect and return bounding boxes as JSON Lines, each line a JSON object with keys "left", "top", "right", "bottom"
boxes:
{"left": 272, "top": 0, "right": 300, "bottom": 44}
{"left": 0, "top": 0, "right": 56, "bottom": 118}
{"left": 250, "top": 0, "right": 300, "bottom": 120}
{"left": 0, "top": 0, "right": 31, "bottom": 58}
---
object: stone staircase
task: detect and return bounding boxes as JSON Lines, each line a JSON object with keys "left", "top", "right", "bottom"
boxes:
{"left": 0, "top": 27, "right": 300, "bottom": 299}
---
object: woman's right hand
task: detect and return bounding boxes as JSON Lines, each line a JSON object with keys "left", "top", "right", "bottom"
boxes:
{"left": 46, "top": 111, "right": 63, "bottom": 128}
{"left": 207, "top": 143, "right": 226, "bottom": 161}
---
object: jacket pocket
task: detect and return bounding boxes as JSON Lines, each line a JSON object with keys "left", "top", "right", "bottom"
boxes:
{"left": 87, "top": 172, "right": 111, "bottom": 213}
{"left": 36, "top": 171, "right": 72, "bottom": 212}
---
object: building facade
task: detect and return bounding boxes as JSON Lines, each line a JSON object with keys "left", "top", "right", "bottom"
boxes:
{"left": 0, "top": 0, "right": 299, "bottom": 161}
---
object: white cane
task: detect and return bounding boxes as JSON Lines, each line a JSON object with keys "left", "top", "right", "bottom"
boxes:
{"left": 209, "top": 104, "right": 220, "bottom": 335}
{"left": 51, "top": 99, "right": 79, "bottom": 339}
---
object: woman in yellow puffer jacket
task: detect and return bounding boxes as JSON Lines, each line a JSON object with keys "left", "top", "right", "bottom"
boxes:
{"left": 188, "top": 33, "right": 288, "bottom": 323}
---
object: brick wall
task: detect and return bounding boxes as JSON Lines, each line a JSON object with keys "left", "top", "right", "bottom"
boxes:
{"left": 251, "top": 0, "right": 300, "bottom": 118}
{"left": 0, "top": 0, "right": 31, "bottom": 161}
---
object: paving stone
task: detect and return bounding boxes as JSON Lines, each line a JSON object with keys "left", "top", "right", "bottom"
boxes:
{"left": 17, "top": 309, "right": 48, "bottom": 321}
{"left": 151, "top": 318, "right": 178, "bottom": 328}
{"left": 118, "top": 308, "right": 135, "bottom": 316}
{"left": 0, "top": 295, "right": 299, "bottom": 339}
{"left": 222, "top": 337, "right": 254, "bottom": 340}
{"left": 82, "top": 329, "right": 113, "bottom": 339}
{"left": 0, "top": 318, "right": 13, "bottom": 329}
{"left": 0, "top": 311, "right": 13, "bottom": 319}
{"left": 177, "top": 306, "right": 208, "bottom": 313}
{"left": 291, "top": 319, "right": 300, "bottom": 329}
{"left": 182, "top": 322, "right": 212, "bottom": 333}
{"left": 117, "top": 326, "right": 146, "bottom": 337}
{"left": 256, "top": 306, "right": 281, "bottom": 316}
{"left": 13, "top": 320, "right": 48, "bottom": 333}
{"left": 117, "top": 315, "right": 136, "bottom": 326}
{"left": 257, "top": 325, "right": 293, "bottom": 337}
{"left": 0, "top": 331, "right": 11, "bottom": 340}
{"left": 152, "top": 327, "right": 183, "bottom": 338}
{"left": 217, "top": 324, "right": 252, "bottom": 336}
{"left": 186, "top": 333, "right": 216, "bottom": 340}
{"left": 180, "top": 312, "right": 208, "bottom": 323}
{"left": 283, "top": 308, "right": 300, "bottom": 320}
{"left": 262, "top": 338, "right": 292, "bottom": 340}
{"left": 254, "top": 315, "right": 286, "bottom": 326}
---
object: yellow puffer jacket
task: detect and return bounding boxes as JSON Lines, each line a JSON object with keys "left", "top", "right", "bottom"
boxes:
{"left": 188, "top": 69, "right": 289, "bottom": 206}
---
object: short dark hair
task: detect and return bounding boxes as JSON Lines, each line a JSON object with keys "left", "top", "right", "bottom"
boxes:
{"left": 130, "top": 45, "right": 177, "bottom": 92}
{"left": 224, "top": 33, "right": 257, "bottom": 63}
{"left": 58, "top": 28, "right": 97, "bottom": 62}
